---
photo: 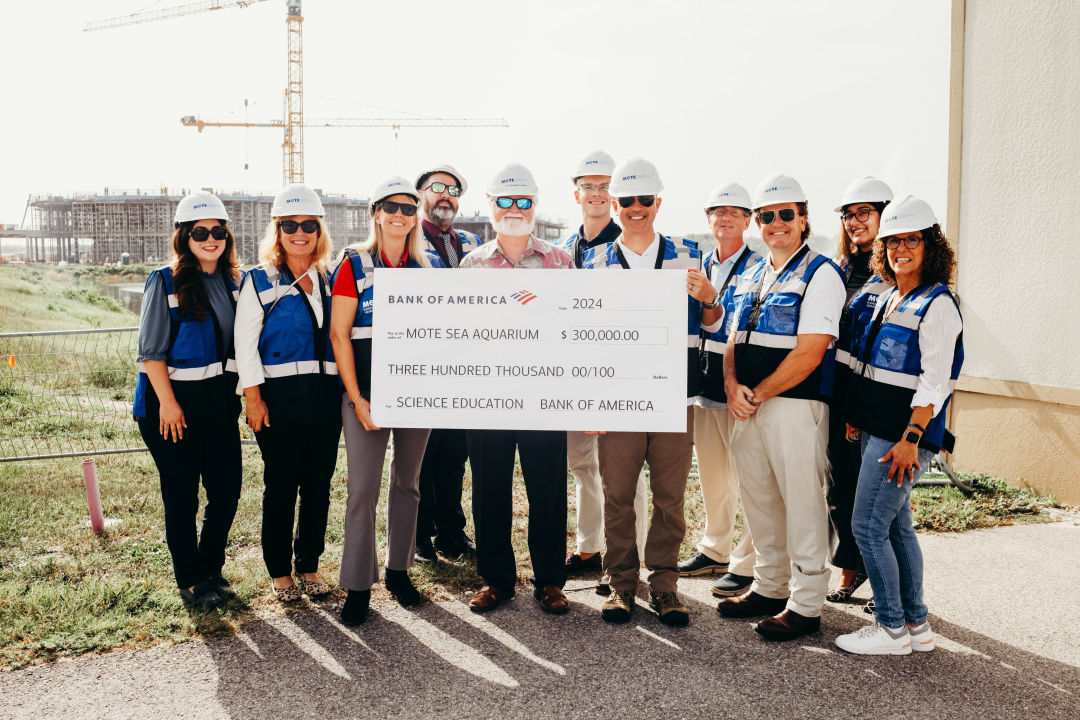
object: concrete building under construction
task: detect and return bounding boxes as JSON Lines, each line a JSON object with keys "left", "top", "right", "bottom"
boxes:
{"left": 20, "top": 189, "right": 565, "bottom": 265}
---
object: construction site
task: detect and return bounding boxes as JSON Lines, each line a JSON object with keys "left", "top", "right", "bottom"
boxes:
{"left": 1, "top": 0, "right": 567, "bottom": 267}
{"left": 15, "top": 192, "right": 564, "bottom": 265}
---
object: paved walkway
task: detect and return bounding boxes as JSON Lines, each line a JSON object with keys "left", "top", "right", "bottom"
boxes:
{"left": 2, "top": 521, "right": 1079, "bottom": 719}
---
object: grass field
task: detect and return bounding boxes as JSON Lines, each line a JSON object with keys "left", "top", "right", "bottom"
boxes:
{"left": 0, "top": 264, "right": 1065, "bottom": 670}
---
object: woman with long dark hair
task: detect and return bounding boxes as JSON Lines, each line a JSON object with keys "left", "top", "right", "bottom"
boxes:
{"left": 825, "top": 176, "right": 893, "bottom": 606}
{"left": 329, "top": 176, "right": 440, "bottom": 625}
{"left": 836, "top": 196, "right": 962, "bottom": 655}
{"left": 234, "top": 184, "right": 342, "bottom": 603}
{"left": 133, "top": 191, "right": 243, "bottom": 607}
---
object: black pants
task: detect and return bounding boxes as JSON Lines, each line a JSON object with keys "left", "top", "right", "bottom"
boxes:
{"left": 138, "top": 418, "right": 242, "bottom": 589}
{"left": 255, "top": 420, "right": 341, "bottom": 578}
{"left": 416, "top": 428, "right": 468, "bottom": 545}
{"left": 826, "top": 404, "right": 866, "bottom": 572}
{"left": 467, "top": 429, "right": 567, "bottom": 591}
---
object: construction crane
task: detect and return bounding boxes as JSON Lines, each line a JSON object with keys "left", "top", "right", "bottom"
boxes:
{"left": 84, "top": 0, "right": 270, "bottom": 32}
{"left": 86, "top": 1, "right": 508, "bottom": 185}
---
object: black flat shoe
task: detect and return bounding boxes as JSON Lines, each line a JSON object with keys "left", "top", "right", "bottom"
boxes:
{"left": 341, "top": 589, "right": 371, "bottom": 626}
{"left": 826, "top": 571, "right": 868, "bottom": 603}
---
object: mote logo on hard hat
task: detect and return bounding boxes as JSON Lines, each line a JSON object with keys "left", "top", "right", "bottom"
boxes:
{"left": 193, "top": 203, "right": 208, "bottom": 210}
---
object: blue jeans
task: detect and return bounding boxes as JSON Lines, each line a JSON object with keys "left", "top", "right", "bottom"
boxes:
{"left": 851, "top": 433, "right": 933, "bottom": 629}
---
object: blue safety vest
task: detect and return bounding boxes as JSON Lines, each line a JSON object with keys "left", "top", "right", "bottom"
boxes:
{"left": 330, "top": 248, "right": 442, "bottom": 398}
{"left": 559, "top": 220, "right": 622, "bottom": 269}
{"left": 583, "top": 235, "right": 703, "bottom": 399}
{"left": 244, "top": 262, "right": 340, "bottom": 425}
{"left": 845, "top": 283, "right": 964, "bottom": 452}
{"left": 698, "top": 245, "right": 762, "bottom": 404}
{"left": 729, "top": 244, "right": 844, "bottom": 402}
{"left": 422, "top": 228, "right": 483, "bottom": 266}
{"left": 132, "top": 266, "right": 242, "bottom": 421}
{"left": 836, "top": 275, "right": 891, "bottom": 370}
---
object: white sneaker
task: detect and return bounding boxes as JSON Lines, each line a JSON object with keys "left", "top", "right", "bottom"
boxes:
{"left": 907, "top": 621, "right": 935, "bottom": 652}
{"left": 835, "top": 622, "right": 912, "bottom": 655}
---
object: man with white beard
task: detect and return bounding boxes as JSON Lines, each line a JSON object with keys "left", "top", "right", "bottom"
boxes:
{"left": 412, "top": 164, "right": 484, "bottom": 564}
{"left": 459, "top": 163, "right": 575, "bottom": 615}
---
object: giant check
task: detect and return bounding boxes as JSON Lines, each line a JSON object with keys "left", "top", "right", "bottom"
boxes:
{"left": 370, "top": 268, "right": 689, "bottom": 432}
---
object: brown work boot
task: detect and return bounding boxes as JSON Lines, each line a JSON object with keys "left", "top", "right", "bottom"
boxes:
{"left": 534, "top": 585, "right": 570, "bottom": 614}
{"left": 716, "top": 590, "right": 789, "bottom": 618}
{"left": 755, "top": 608, "right": 821, "bottom": 640}
{"left": 650, "top": 591, "right": 690, "bottom": 627}
{"left": 469, "top": 585, "right": 514, "bottom": 613}
{"left": 601, "top": 588, "right": 636, "bottom": 623}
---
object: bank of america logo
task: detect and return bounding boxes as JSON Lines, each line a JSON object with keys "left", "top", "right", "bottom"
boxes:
{"left": 510, "top": 290, "right": 538, "bottom": 306}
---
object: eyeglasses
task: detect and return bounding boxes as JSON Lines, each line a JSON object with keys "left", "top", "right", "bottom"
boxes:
{"left": 757, "top": 208, "right": 797, "bottom": 224}
{"left": 278, "top": 219, "right": 320, "bottom": 235}
{"left": 884, "top": 236, "right": 924, "bottom": 249}
{"left": 378, "top": 201, "right": 418, "bottom": 217}
{"left": 617, "top": 195, "right": 656, "bottom": 208}
{"left": 423, "top": 182, "right": 461, "bottom": 197}
{"left": 495, "top": 197, "right": 534, "bottom": 210}
{"left": 189, "top": 225, "right": 228, "bottom": 243}
{"left": 841, "top": 208, "right": 876, "bottom": 224}
{"left": 707, "top": 207, "right": 747, "bottom": 218}
{"left": 578, "top": 182, "right": 610, "bottom": 194}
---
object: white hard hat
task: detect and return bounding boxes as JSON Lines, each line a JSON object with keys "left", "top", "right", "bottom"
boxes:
{"left": 174, "top": 191, "right": 229, "bottom": 224}
{"left": 609, "top": 157, "right": 664, "bottom": 197}
{"left": 834, "top": 176, "right": 894, "bottom": 212}
{"left": 271, "top": 183, "right": 325, "bottom": 217}
{"left": 415, "top": 163, "right": 468, "bottom": 195}
{"left": 704, "top": 182, "right": 752, "bottom": 212}
{"left": 753, "top": 172, "right": 806, "bottom": 210}
{"left": 369, "top": 175, "right": 420, "bottom": 212}
{"left": 571, "top": 150, "right": 616, "bottom": 183}
{"left": 486, "top": 163, "right": 539, "bottom": 196}
{"left": 878, "top": 195, "right": 939, "bottom": 238}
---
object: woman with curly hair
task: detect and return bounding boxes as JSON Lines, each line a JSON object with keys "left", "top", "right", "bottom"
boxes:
{"left": 835, "top": 196, "right": 963, "bottom": 655}
{"left": 133, "top": 191, "right": 243, "bottom": 607}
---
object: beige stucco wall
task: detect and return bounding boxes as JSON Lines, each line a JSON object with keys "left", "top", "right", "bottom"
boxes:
{"left": 949, "top": 0, "right": 1080, "bottom": 503}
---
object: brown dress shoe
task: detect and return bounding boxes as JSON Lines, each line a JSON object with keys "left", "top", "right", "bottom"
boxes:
{"left": 716, "top": 590, "right": 789, "bottom": 618}
{"left": 534, "top": 585, "right": 570, "bottom": 614}
{"left": 469, "top": 585, "right": 514, "bottom": 613}
{"left": 755, "top": 609, "right": 821, "bottom": 640}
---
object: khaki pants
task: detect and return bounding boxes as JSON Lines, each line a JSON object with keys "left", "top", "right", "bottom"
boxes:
{"left": 598, "top": 406, "right": 694, "bottom": 595}
{"left": 692, "top": 405, "right": 756, "bottom": 576}
{"left": 730, "top": 396, "right": 831, "bottom": 617}
{"left": 568, "top": 430, "right": 648, "bottom": 555}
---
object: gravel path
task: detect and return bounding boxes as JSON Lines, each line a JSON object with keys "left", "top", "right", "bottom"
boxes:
{"left": 2, "top": 521, "right": 1078, "bottom": 719}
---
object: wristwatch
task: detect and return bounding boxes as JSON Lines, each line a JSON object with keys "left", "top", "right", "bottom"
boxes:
{"left": 347, "top": 398, "right": 357, "bottom": 409}
{"left": 703, "top": 291, "right": 722, "bottom": 310}
{"left": 904, "top": 430, "right": 921, "bottom": 444}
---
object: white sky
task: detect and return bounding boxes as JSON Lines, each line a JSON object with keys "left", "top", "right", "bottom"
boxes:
{"left": 2, "top": 0, "right": 951, "bottom": 240}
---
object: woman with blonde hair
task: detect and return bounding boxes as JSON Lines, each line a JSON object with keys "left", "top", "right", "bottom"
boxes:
{"left": 329, "top": 176, "right": 440, "bottom": 625}
{"left": 134, "top": 191, "right": 243, "bottom": 607}
{"left": 234, "top": 183, "right": 343, "bottom": 603}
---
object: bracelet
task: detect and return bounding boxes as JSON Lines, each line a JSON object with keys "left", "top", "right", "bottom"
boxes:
{"left": 907, "top": 421, "right": 926, "bottom": 433}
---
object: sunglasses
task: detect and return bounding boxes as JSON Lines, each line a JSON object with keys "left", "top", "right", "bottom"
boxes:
{"left": 190, "top": 225, "right": 228, "bottom": 243}
{"left": 758, "top": 208, "right": 798, "bottom": 224}
{"left": 424, "top": 181, "right": 461, "bottom": 197}
{"left": 841, "top": 207, "right": 876, "bottom": 224}
{"left": 884, "top": 236, "right": 924, "bottom": 249}
{"left": 617, "top": 195, "right": 656, "bottom": 208}
{"left": 379, "top": 201, "right": 418, "bottom": 217}
{"left": 495, "top": 197, "right": 534, "bottom": 210}
{"left": 278, "top": 219, "right": 320, "bottom": 235}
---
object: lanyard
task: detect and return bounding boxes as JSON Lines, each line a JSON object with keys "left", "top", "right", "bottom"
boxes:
{"left": 743, "top": 244, "right": 810, "bottom": 339}
{"left": 614, "top": 236, "right": 665, "bottom": 270}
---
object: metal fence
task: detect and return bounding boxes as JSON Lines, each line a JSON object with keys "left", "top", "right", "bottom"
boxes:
{"left": 0, "top": 327, "right": 145, "bottom": 462}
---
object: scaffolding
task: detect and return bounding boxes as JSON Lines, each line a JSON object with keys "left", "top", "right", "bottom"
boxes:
{"left": 24, "top": 189, "right": 370, "bottom": 265}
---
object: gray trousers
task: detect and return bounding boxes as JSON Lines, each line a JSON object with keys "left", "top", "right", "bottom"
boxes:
{"left": 338, "top": 397, "right": 430, "bottom": 591}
